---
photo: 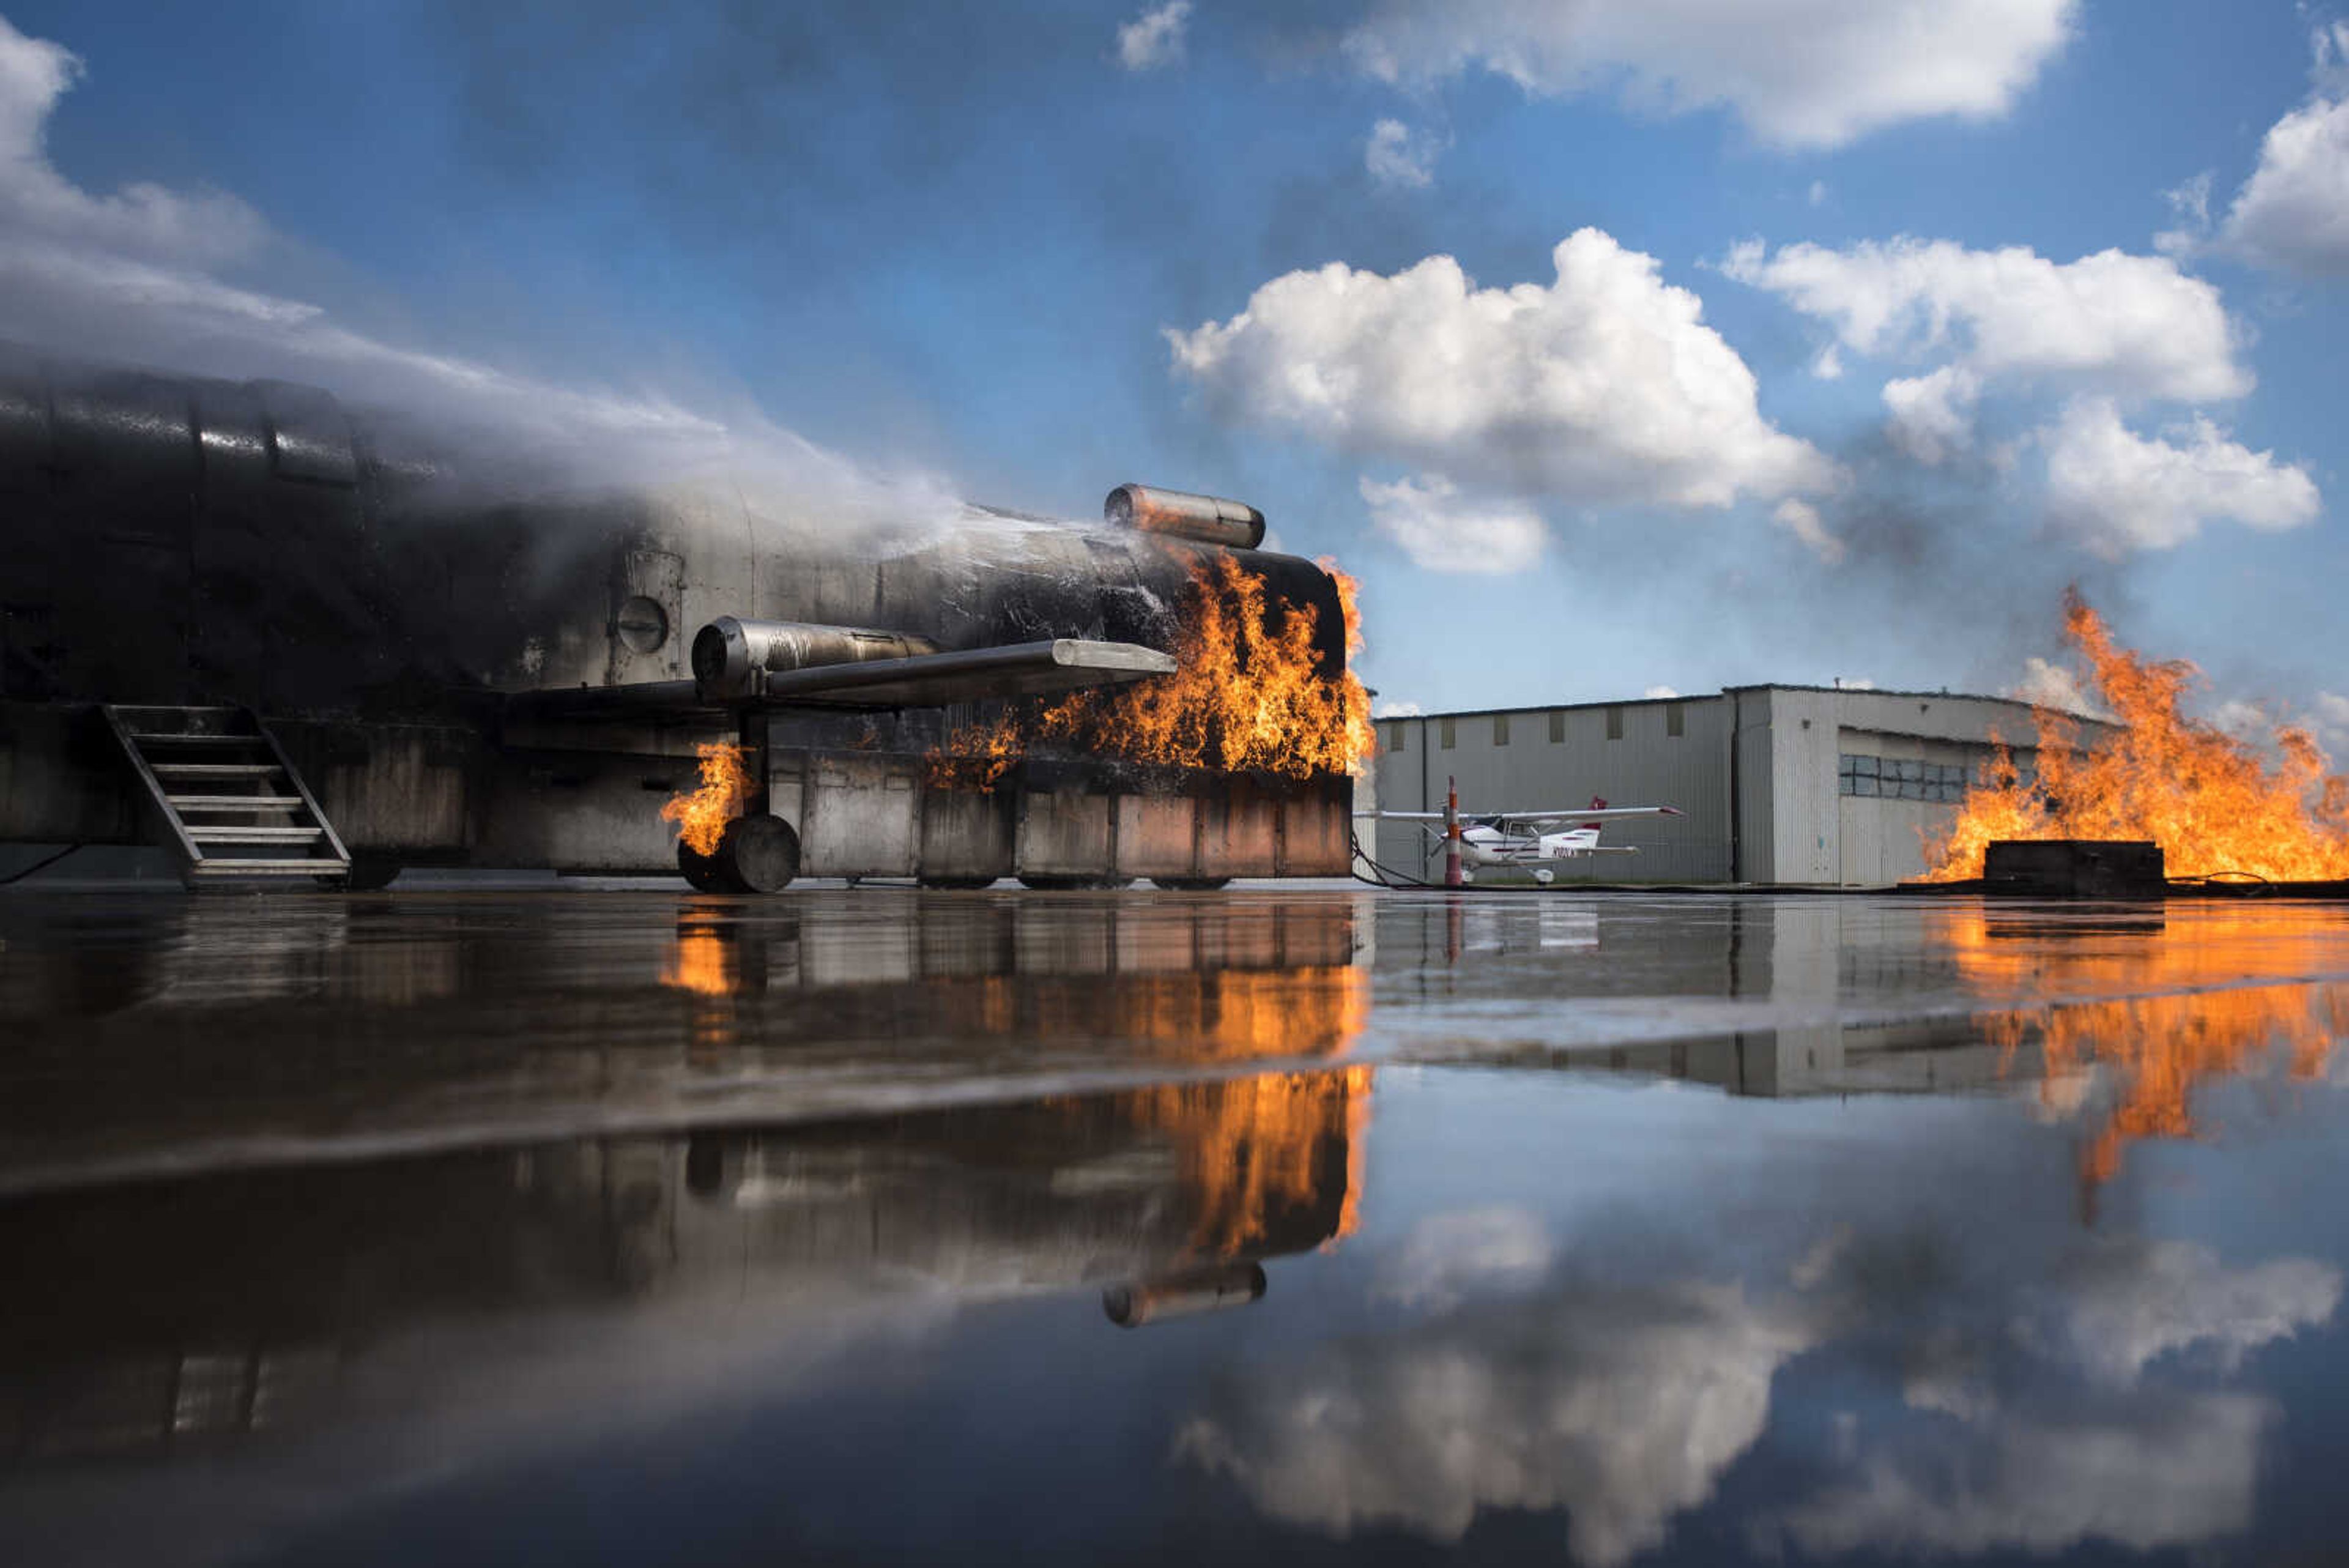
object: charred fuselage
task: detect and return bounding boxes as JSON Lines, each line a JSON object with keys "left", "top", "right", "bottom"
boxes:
{"left": 0, "top": 346, "right": 1357, "bottom": 884}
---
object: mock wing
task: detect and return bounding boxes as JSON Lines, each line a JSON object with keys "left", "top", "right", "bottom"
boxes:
{"left": 509, "top": 639, "right": 1174, "bottom": 718}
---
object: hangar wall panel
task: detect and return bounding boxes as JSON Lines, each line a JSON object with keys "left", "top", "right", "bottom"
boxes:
{"left": 1375, "top": 684, "right": 2101, "bottom": 888}
{"left": 1368, "top": 696, "right": 1732, "bottom": 882}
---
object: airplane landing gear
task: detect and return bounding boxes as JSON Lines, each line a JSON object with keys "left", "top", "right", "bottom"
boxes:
{"left": 678, "top": 838, "right": 726, "bottom": 892}
{"left": 678, "top": 814, "right": 801, "bottom": 894}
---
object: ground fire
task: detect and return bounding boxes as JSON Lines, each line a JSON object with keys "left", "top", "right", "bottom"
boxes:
{"left": 661, "top": 742, "right": 750, "bottom": 857}
{"left": 1946, "top": 905, "right": 2347, "bottom": 1199}
{"left": 1923, "top": 590, "right": 2349, "bottom": 883}
{"left": 932, "top": 553, "right": 1376, "bottom": 789}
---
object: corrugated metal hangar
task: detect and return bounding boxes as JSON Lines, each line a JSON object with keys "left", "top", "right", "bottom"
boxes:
{"left": 1365, "top": 685, "right": 2098, "bottom": 887}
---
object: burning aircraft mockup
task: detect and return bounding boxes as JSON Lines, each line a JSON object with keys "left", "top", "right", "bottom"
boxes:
{"left": 0, "top": 347, "right": 1373, "bottom": 890}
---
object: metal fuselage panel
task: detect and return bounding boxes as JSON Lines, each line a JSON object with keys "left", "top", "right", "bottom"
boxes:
{"left": 0, "top": 349, "right": 1355, "bottom": 877}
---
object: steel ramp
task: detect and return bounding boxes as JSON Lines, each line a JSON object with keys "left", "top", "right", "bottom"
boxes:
{"left": 101, "top": 705, "right": 352, "bottom": 888}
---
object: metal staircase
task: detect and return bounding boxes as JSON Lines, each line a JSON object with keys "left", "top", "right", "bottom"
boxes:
{"left": 102, "top": 705, "right": 352, "bottom": 888}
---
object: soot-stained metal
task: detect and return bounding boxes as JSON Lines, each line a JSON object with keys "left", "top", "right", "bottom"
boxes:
{"left": 0, "top": 344, "right": 1358, "bottom": 889}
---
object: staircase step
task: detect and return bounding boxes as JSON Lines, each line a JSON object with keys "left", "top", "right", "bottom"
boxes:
{"left": 128, "top": 731, "right": 272, "bottom": 746}
{"left": 187, "top": 860, "right": 345, "bottom": 878}
{"left": 105, "top": 702, "right": 351, "bottom": 890}
{"left": 188, "top": 826, "right": 326, "bottom": 844}
{"left": 148, "top": 762, "right": 283, "bottom": 778}
{"left": 106, "top": 704, "right": 243, "bottom": 718}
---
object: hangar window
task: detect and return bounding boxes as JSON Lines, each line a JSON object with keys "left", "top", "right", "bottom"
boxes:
{"left": 1389, "top": 721, "right": 1408, "bottom": 752}
{"left": 1439, "top": 717, "right": 1455, "bottom": 749}
{"left": 1841, "top": 752, "right": 1975, "bottom": 802}
{"left": 1548, "top": 710, "right": 1565, "bottom": 743}
{"left": 1666, "top": 702, "right": 1685, "bottom": 738}
{"left": 1493, "top": 714, "right": 1510, "bottom": 746}
{"left": 1605, "top": 707, "right": 1624, "bottom": 740}
{"left": 1979, "top": 756, "right": 2038, "bottom": 790}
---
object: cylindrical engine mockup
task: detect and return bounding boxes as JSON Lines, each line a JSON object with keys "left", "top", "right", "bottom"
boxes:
{"left": 1104, "top": 484, "right": 1267, "bottom": 551}
{"left": 692, "top": 616, "right": 941, "bottom": 702}
{"left": 1101, "top": 1262, "right": 1269, "bottom": 1327}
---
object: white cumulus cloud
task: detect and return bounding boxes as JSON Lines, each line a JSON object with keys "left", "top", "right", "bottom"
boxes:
{"left": 1172, "top": 229, "right": 1838, "bottom": 515}
{"left": 1773, "top": 1394, "right": 2274, "bottom": 1558}
{"left": 1365, "top": 117, "right": 1442, "bottom": 188}
{"left": 2155, "top": 170, "right": 2215, "bottom": 259}
{"left": 1177, "top": 1279, "right": 1819, "bottom": 1567}
{"left": 1881, "top": 365, "right": 1981, "bottom": 464}
{"left": 2219, "top": 23, "right": 2349, "bottom": 276}
{"left": 2206, "top": 699, "right": 2269, "bottom": 740}
{"left": 1762, "top": 1232, "right": 2331, "bottom": 1562}
{"left": 1375, "top": 1208, "right": 1554, "bottom": 1310}
{"left": 1360, "top": 474, "right": 1547, "bottom": 573}
{"left": 2021, "top": 1239, "right": 2342, "bottom": 1389}
{"left": 1771, "top": 497, "right": 1846, "bottom": 565}
{"left": 2009, "top": 656, "right": 2106, "bottom": 718}
{"left": 0, "top": 14, "right": 954, "bottom": 526}
{"left": 1723, "top": 237, "right": 2251, "bottom": 408}
{"left": 2314, "top": 692, "right": 2349, "bottom": 756}
{"left": 1116, "top": 1, "right": 1192, "bottom": 71}
{"left": 0, "top": 18, "right": 264, "bottom": 265}
{"left": 2041, "top": 397, "right": 2320, "bottom": 557}
{"left": 1340, "top": 0, "right": 2077, "bottom": 149}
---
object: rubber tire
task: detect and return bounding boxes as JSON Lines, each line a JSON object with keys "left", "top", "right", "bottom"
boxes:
{"left": 1016, "top": 874, "right": 1136, "bottom": 891}
{"left": 919, "top": 876, "right": 1000, "bottom": 890}
{"left": 716, "top": 814, "right": 801, "bottom": 894}
{"left": 341, "top": 856, "right": 401, "bottom": 892}
{"left": 678, "top": 838, "right": 732, "bottom": 893}
{"left": 1150, "top": 877, "right": 1231, "bottom": 892}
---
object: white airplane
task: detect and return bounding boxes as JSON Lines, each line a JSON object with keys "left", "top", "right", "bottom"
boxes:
{"left": 1360, "top": 797, "right": 1682, "bottom": 884}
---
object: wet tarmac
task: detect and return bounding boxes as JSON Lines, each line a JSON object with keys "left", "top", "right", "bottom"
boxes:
{"left": 6, "top": 883, "right": 2349, "bottom": 1566}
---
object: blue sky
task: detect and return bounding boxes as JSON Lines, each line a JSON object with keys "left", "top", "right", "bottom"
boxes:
{"left": 4, "top": 1, "right": 2347, "bottom": 738}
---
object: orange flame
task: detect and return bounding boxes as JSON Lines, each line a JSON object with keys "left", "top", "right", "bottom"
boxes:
{"left": 1945, "top": 907, "right": 2347, "bottom": 1196}
{"left": 661, "top": 741, "right": 749, "bottom": 857}
{"left": 1052, "top": 1066, "right": 1374, "bottom": 1257}
{"left": 665, "top": 925, "right": 733, "bottom": 997}
{"left": 1923, "top": 590, "right": 2349, "bottom": 882}
{"left": 653, "top": 910, "right": 1376, "bottom": 1257}
{"left": 930, "top": 554, "right": 1376, "bottom": 788}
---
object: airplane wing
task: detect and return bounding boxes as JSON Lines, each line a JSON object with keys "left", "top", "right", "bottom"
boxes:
{"left": 1351, "top": 806, "right": 1682, "bottom": 825}
{"left": 1500, "top": 806, "right": 1683, "bottom": 828}
{"left": 508, "top": 639, "right": 1174, "bottom": 719}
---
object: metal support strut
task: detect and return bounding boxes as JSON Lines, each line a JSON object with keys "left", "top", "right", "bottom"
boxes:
{"left": 1444, "top": 775, "right": 1463, "bottom": 888}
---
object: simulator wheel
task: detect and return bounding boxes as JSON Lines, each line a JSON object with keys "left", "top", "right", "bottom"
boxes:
{"left": 715, "top": 814, "right": 801, "bottom": 894}
{"left": 678, "top": 838, "right": 730, "bottom": 892}
{"left": 340, "top": 856, "right": 401, "bottom": 892}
